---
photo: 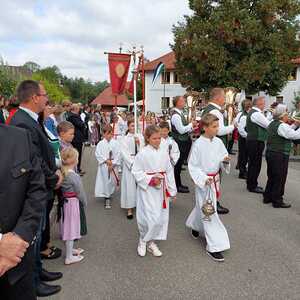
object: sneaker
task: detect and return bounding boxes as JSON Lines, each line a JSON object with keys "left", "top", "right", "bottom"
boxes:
{"left": 72, "top": 248, "right": 84, "bottom": 256}
{"left": 137, "top": 240, "right": 147, "bottom": 257}
{"left": 147, "top": 242, "right": 162, "bottom": 257}
{"left": 105, "top": 198, "right": 111, "bottom": 209}
{"left": 191, "top": 229, "right": 200, "bottom": 239}
{"left": 65, "top": 255, "right": 84, "bottom": 265}
{"left": 206, "top": 251, "right": 224, "bottom": 262}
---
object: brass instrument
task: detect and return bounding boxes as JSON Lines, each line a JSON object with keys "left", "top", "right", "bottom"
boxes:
{"left": 224, "top": 87, "right": 238, "bottom": 125}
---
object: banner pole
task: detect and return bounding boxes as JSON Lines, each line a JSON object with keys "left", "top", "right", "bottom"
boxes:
{"left": 133, "top": 52, "right": 138, "bottom": 135}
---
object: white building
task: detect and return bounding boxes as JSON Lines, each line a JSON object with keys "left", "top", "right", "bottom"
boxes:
{"left": 144, "top": 52, "right": 186, "bottom": 114}
{"left": 144, "top": 51, "right": 300, "bottom": 113}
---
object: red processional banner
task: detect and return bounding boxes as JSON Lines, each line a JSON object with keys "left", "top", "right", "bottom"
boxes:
{"left": 108, "top": 53, "right": 131, "bottom": 95}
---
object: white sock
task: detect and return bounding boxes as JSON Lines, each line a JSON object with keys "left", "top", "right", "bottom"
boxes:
{"left": 66, "top": 240, "right": 74, "bottom": 260}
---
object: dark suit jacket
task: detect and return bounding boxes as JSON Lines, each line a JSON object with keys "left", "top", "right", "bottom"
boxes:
{"left": 10, "top": 109, "right": 58, "bottom": 196}
{"left": 0, "top": 124, "right": 47, "bottom": 284}
{"left": 67, "top": 112, "right": 86, "bottom": 145}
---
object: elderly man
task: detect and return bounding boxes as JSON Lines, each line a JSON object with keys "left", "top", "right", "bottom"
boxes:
{"left": 264, "top": 104, "right": 300, "bottom": 208}
{"left": 170, "top": 96, "right": 197, "bottom": 193}
{"left": 0, "top": 124, "right": 47, "bottom": 300}
{"left": 10, "top": 80, "right": 62, "bottom": 297}
{"left": 246, "top": 96, "right": 271, "bottom": 194}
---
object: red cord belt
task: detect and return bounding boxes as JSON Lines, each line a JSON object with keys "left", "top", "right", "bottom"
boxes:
{"left": 207, "top": 172, "right": 221, "bottom": 199}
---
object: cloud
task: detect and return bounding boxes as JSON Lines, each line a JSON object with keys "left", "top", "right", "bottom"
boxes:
{"left": 0, "top": 0, "right": 191, "bottom": 81}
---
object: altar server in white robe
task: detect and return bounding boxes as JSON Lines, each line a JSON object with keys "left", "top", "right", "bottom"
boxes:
{"left": 159, "top": 121, "right": 180, "bottom": 168}
{"left": 186, "top": 113, "right": 231, "bottom": 262}
{"left": 132, "top": 125, "right": 177, "bottom": 257}
{"left": 95, "top": 124, "right": 120, "bottom": 209}
{"left": 120, "top": 119, "right": 144, "bottom": 219}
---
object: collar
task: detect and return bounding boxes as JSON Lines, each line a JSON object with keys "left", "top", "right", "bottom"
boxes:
{"left": 208, "top": 102, "right": 221, "bottom": 110}
{"left": 253, "top": 106, "right": 262, "bottom": 113}
{"left": 19, "top": 106, "right": 39, "bottom": 122}
{"left": 174, "top": 108, "right": 183, "bottom": 114}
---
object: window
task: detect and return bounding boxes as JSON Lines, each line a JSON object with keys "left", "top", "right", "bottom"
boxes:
{"left": 276, "top": 96, "right": 284, "bottom": 103}
{"left": 173, "top": 72, "right": 180, "bottom": 84}
{"left": 161, "top": 72, "right": 171, "bottom": 84}
{"left": 288, "top": 68, "right": 297, "bottom": 81}
{"left": 161, "top": 97, "right": 170, "bottom": 109}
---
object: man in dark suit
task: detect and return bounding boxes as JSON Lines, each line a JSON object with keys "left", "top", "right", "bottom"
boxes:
{"left": 10, "top": 80, "right": 63, "bottom": 297}
{"left": 67, "top": 103, "right": 86, "bottom": 175}
{"left": 0, "top": 124, "right": 47, "bottom": 300}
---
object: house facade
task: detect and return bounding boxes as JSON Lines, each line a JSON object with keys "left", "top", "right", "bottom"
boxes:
{"left": 144, "top": 51, "right": 300, "bottom": 114}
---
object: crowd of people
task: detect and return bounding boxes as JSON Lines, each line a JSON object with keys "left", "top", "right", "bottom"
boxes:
{"left": 0, "top": 81, "right": 300, "bottom": 300}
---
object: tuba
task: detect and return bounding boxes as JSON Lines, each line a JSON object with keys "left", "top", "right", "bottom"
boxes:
{"left": 224, "top": 87, "right": 238, "bottom": 126}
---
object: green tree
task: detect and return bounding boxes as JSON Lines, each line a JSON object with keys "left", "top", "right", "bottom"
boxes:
{"left": 172, "top": 0, "right": 300, "bottom": 95}
{"left": 23, "top": 61, "right": 40, "bottom": 73}
{"left": 0, "top": 61, "right": 18, "bottom": 98}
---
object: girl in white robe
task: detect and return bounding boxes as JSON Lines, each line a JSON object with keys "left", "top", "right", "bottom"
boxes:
{"left": 132, "top": 125, "right": 177, "bottom": 257}
{"left": 95, "top": 125, "right": 120, "bottom": 209}
{"left": 186, "top": 113, "right": 230, "bottom": 262}
{"left": 120, "top": 119, "right": 144, "bottom": 219}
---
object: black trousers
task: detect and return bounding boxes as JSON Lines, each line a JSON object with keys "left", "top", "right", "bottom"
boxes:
{"left": 72, "top": 142, "right": 83, "bottom": 172}
{"left": 264, "top": 151, "right": 289, "bottom": 205}
{"left": 246, "top": 140, "right": 265, "bottom": 190}
{"left": 238, "top": 136, "right": 248, "bottom": 175}
{"left": 0, "top": 249, "right": 36, "bottom": 300}
{"left": 40, "top": 197, "right": 55, "bottom": 252}
{"left": 174, "top": 138, "right": 192, "bottom": 188}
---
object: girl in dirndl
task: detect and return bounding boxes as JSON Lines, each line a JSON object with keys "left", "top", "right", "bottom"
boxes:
{"left": 60, "top": 148, "right": 88, "bottom": 265}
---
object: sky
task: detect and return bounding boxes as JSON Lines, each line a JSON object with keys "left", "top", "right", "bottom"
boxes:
{"left": 0, "top": 0, "right": 192, "bottom": 82}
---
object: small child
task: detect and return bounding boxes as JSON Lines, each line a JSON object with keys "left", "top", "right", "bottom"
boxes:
{"left": 159, "top": 121, "right": 180, "bottom": 168}
{"left": 60, "top": 148, "right": 87, "bottom": 265}
{"left": 120, "top": 119, "right": 144, "bottom": 219}
{"left": 95, "top": 124, "right": 120, "bottom": 209}
{"left": 57, "top": 121, "right": 75, "bottom": 151}
{"left": 88, "top": 115, "right": 99, "bottom": 147}
{"left": 132, "top": 125, "right": 177, "bottom": 257}
{"left": 186, "top": 114, "right": 231, "bottom": 262}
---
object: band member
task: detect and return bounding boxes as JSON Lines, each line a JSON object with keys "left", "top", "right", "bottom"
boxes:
{"left": 263, "top": 105, "right": 300, "bottom": 208}
{"left": 236, "top": 99, "right": 252, "bottom": 179}
{"left": 170, "top": 96, "right": 197, "bottom": 193}
{"left": 246, "top": 96, "right": 271, "bottom": 194}
{"left": 186, "top": 114, "right": 230, "bottom": 262}
{"left": 201, "top": 88, "right": 234, "bottom": 214}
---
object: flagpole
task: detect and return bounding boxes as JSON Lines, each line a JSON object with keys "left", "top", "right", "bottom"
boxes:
{"left": 132, "top": 47, "right": 138, "bottom": 135}
{"left": 141, "top": 48, "right": 145, "bottom": 133}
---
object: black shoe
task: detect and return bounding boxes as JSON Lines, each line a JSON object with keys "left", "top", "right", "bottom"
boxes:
{"left": 40, "top": 269, "right": 63, "bottom": 282}
{"left": 229, "top": 152, "right": 236, "bottom": 155}
{"left": 217, "top": 202, "right": 229, "bottom": 214}
{"left": 248, "top": 187, "right": 264, "bottom": 194}
{"left": 127, "top": 214, "right": 134, "bottom": 220}
{"left": 177, "top": 186, "right": 190, "bottom": 193}
{"left": 181, "top": 185, "right": 189, "bottom": 190}
{"left": 41, "top": 246, "right": 62, "bottom": 260}
{"left": 36, "top": 282, "right": 61, "bottom": 297}
{"left": 191, "top": 229, "right": 199, "bottom": 239}
{"left": 272, "top": 202, "right": 291, "bottom": 208}
{"left": 238, "top": 174, "right": 247, "bottom": 179}
{"left": 206, "top": 251, "right": 224, "bottom": 262}
{"left": 263, "top": 198, "right": 272, "bottom": 204}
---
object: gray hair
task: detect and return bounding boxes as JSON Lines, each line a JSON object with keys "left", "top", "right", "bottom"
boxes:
{"left": 273, "top": 104, "right": 288, "bottom": 119}
{"left": 252, "top": 96, "right": 265, "bottom": 106}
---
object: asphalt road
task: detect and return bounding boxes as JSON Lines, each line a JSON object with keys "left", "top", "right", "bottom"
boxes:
{"left": 45, "top": 146, "right": 300, "bottom": 300}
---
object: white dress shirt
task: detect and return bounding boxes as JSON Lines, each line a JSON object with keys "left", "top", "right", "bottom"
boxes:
{"left": 237, "top": 114, "right": 248, "bottom": 138}
{"left": 278, "top": 122, "right": 300, "bottom": 140}
{"left": 19, "top": 106, "right": 39, "bottom": 122}
{"left": 250, "top": 107, "right": 271, "bottom": 129}
{"left": 171, "top": 108, "right": 193, "bottom": 134}
{"left": 208, "top": 102, "right": 234, "bottom": 136}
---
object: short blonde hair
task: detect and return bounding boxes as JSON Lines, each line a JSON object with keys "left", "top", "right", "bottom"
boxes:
{"left": 61, "top": 148, "right": 79, "bottom": 177}
{"left": 201, "top": 113, "right": 219, "bottom": 127}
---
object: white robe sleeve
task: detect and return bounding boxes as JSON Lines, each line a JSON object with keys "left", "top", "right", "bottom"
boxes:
{"left": 120, "top": 138, "right": 135, "bottom": 170}
{"left": 132, "top": 152, "right": 153, "bottom": 191}
{"left": 188, "top": 143, "right": 209, "bottom": 189}
{"left": 95, "top": 142, "right": 107, "bottom": 165}
{"left": 218, "top": 139, "right": 231, "bottom": 174}
{"left": 112, "top": 141, "right": 121, "bottom": 166}
{"left": 170, "top": 139, "right": 180, "bottom": 165}
{"left": 165, "top": 158, "right": 177, "bottom": 197}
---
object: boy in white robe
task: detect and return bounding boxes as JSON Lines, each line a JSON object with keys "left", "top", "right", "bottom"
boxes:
{"left": 132, "top": 125, "right": 177, "bottom": 257}
{"left": 120, "top": 119, "right": 144, "bottom": 219}
{"left": 186, "top": 113, "right": 231, "bottom": 262}
{"left": 95, "top": 124, "right": 120, "bottom": 209}
{"left": 159, "top": 121, "right": 180, "bottom": 168}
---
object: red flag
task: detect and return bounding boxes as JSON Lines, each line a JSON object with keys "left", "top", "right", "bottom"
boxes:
{"left": 108, "top": 53, "right": 131, "bottom": 95}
